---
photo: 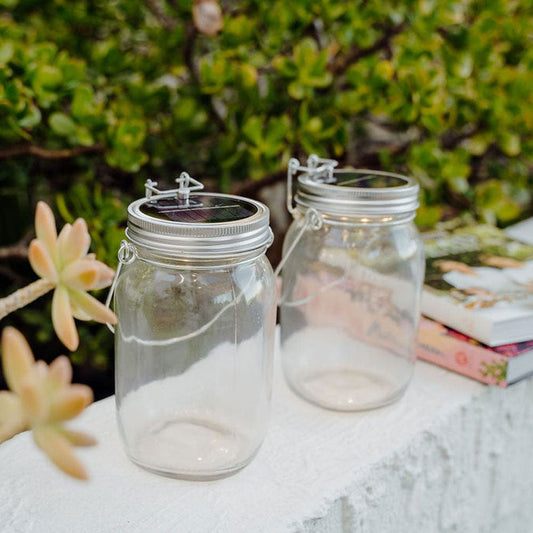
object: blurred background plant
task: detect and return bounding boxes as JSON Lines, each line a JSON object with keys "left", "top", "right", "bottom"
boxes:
{"left": 1, "top": 0, "right": 532, "bottom": 397}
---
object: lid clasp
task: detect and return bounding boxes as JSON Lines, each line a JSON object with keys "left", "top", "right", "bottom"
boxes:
{"left": 286, "top": 154, "right": 339, "bottom": 214}
{"left": 144, "top": 173, "right": 205, "bottom": 204}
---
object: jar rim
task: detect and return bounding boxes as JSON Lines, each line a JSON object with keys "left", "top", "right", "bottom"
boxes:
{"left": 296, "top": 168, "right": 419, "bottom": 216}
{"left": 127, "top": 192, "right": 273, "bottom": 257}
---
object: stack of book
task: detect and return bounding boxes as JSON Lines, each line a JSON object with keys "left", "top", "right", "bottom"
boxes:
{"left": 417, "top": 219, "right": 533, "bottom": 387}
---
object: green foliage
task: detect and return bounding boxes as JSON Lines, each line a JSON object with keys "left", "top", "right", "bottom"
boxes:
{"left": 1, "top": 0, "right": 532, "bottom": 395}
{"left": 1, "top": 0, "right": 532, "bottom": 214}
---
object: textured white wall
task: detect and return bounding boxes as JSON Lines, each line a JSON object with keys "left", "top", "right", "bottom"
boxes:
{"left": 304, "top": 379, "right": 533, "bottom": 532}
{"left": 1, "top": 356, "right": 532, "bottom": 532}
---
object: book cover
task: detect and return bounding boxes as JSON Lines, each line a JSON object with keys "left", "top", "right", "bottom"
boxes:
{"left": 421, "top": 223, "right": 533, "bottom": 346}
{"left": 417, "top": 316, "right": 533, "bottom": 387}
{"left": 505, "top": 217, "right": 533, "bottom": 246}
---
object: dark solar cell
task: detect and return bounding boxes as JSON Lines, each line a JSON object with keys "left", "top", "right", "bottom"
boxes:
{"left": 140, "top": 195, "right": 257, "bottom": 223}
{"left": 329, "top": 173, "right": 408, "bottom": 189}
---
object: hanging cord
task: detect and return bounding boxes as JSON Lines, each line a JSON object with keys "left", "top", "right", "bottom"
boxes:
{"left": 119, "top": 271, "right": 256, "bottom": 347}
{"left": 106, "top": 209, "right": 327, "bottom": 342}
{"left": 280, "top": 277, "right": 347, "bottom": 307}
{"left": 273, "top": 207, "right": 323, "bottom": 278}
{"left": 275, "top": 208, "right": 348, "bottom": 307}
{"left": 104, "top": 239, "right": 262, "bottom": 345}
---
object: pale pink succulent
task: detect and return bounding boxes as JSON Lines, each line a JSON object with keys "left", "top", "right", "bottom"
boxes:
{"left": 28, "top": 201, "right": 117, "bottom": 351}
{"left": 0, "top": 327, "right": 96, "bottom": 480}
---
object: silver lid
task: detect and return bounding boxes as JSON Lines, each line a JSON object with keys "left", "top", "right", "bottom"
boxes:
{"left": 288, "top": 156, "right": 419, "bottom": 217}
{"left": 126, "top": 177, "right": 273, "bottom": 257}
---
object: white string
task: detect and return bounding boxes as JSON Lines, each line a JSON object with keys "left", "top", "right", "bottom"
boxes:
{"left": 108, "top": 209, "right": 323, "bottom": 343}
{"left": 280, "top": 277, "right": 346, "bottom": 307}
{"left": 107, "top": 238, "right": 256, "bottom": 345}
{"left": 119, "top": 272, "right": 256, "bottom": 347}
{"left": 274, "top": 208, "right": 322, "bottom": 279}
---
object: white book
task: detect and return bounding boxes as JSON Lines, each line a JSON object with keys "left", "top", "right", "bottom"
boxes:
{"left": 421, "top": 221, "right": 533, "bottom": 346}
{"left": 505, "top": 217, "right": 533, "bottom": 245}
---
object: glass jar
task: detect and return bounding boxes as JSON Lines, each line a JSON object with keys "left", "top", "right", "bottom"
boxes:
{"left": 113, "top": 175, "right": 276, "bottom": 480}
{"left": 279, "top": 156, "right": 424, "bottom": 411}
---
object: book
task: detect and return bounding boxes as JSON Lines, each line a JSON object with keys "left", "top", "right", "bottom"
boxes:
{"left": 421, "top": 223, "right": 533, "bottom": 346}
{"left": 417, "top": 316, "right": 533, "bottom": 387}
{"left": 505, "top": 217, "right": 533, "bottom": 246}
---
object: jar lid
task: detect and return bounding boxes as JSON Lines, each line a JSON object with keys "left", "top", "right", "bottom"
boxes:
{"left": 289, "top": 156, "right": 419, "bottom": 217}
{"left": 126, "top": 175, "right": 272, "bottom": 257}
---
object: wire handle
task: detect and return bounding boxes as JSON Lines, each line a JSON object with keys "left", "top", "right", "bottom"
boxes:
{"left": 105, "top": 240, "right": 136, "bottom": 333}
{"left": 274, "top": 207, "right": 322, "bottom": 279}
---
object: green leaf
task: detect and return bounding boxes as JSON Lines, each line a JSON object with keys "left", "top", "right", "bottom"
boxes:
{"left": 336, "top": 91, "right": 365, "bottom": 113}
{"left": 243, "top": 116, "right": 263, "bottom": 146}
{"left": 462, "top": 134, "right": 490, "bottom": 156}
{"left": 288, "top": 81, "right": 306, "bottom": 100}
{"left": 454, "top": 54, "right": 473, "bottom": 78}
{"left": 71, "top": 85, "right": 98, "bottom": 119}
{"left": 4, "top": 81, "right": 19, "bottom": 104}
{"left": 264, "top": 116, "right": 289, "bottom": 155}
{"left": 305, "top": 116, "right": 322, "bottom": 134}
{"left": 18, "top": 104, "right": 42, "bottom": 129}
{"left": 499, "top": 132, "right": 521, "bottom": 156}
{"left": 105, "top": 147, "right": 148, "bottom": 172}
{"left": 238, "top": 63, "right": 258, "bottom": 88}
{"left": 49, "top": 112, "right": 77, "bottom": 136}
{"left": 306, "top": 71, "right": 332, "bottom": 88}
{"left": 265, "top": 116, "right": 289, "bottom": 144}
{"left": 420, "top": 113, "right": 441, "bottom": 133}
{"left": 0, "top": 0, "right": 18, "bottom": 8}
{"left": 74, "top": 126, "right": 94, "bottom": 146}
{"left": 33, "top": 65, "right": 63, "bottom": 90}
{"left": 495, "top": 200, "right": 520, "bottom": 222}
{"left": 58, "top": 55, "right": 87, "bottom": 84}
{"left": 272, "top": 55, "right": 298, "bottom": 77}
{"left": 415, "top": 205, "right": 443, "bottom": 229}
{"left": 113, "top": 120, "right": 146, "bottom": 149}
{"left": 294, "top": 38, "right": 318, "bottom": 67}
{"left": 0, "top": 42, "right": 14, "bottom": 66}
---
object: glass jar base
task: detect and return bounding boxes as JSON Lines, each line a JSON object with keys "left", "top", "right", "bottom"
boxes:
{"left": 287, "top": 369, "right": 409, "bottom": 412}
{"left": 129, "top": 455, "right": 255, "bottom": 481}
{"left": 125, "top": 415, "right": 259, "bottom": 480}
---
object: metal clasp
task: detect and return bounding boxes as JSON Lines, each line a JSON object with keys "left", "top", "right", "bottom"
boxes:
{"left": 286, "top": 154, "right": 338, "bottom": 214}
{"left": 144, "top": 172, "right": 204, "bottom": 204}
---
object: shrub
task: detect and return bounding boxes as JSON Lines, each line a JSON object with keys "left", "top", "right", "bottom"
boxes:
{"left": 1, "top": 0, "right": 532, "bottom": 394}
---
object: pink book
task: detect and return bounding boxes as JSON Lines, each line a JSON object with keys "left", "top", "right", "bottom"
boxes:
{"left": 417, "top": 316, "right": 533, "bottom": 387}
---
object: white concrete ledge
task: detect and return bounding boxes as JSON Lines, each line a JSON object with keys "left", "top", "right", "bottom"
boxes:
{"left": 2, "top": 345, "right": 533, "bottom": 532}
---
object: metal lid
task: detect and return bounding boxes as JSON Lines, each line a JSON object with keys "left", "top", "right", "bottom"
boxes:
{"left": 126, "top": 174, "right": 273, "bottom": 257}
{"left": 288, "top": 156, "right": 419, "bottom": 217}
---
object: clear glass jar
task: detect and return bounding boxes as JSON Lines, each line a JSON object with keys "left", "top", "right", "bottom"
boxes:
{"left": 280, "top": 158, "right": 424, "bottom": 411}
{"left": 113, "top": 177, "right": 276, "bottom": 480}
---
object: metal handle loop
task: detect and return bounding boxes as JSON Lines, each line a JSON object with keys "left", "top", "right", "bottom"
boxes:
{"left": 305, "top": 206, "right": 323, "bottom": 231}
{"left": 105, "top": 240, "right": 137, "bottom": 333}
{"left": 286, "top": 158, "right": 301, "bottom": 215}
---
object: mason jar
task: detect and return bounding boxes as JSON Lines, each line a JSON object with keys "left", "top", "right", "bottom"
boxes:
{"left": 279, "top": 156, "right": 424, "bottom": 411}
{"left": 112, "top": 175, "right": 277, "bottom": 480}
